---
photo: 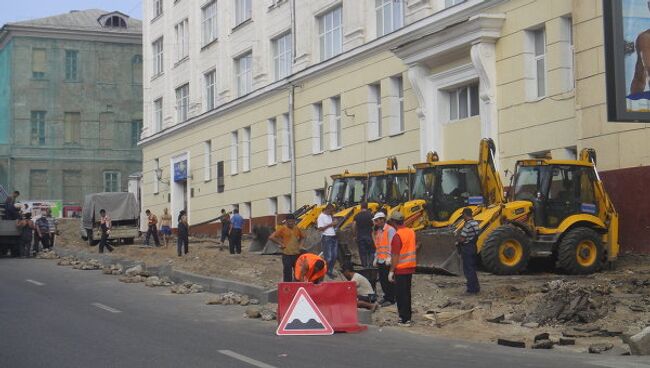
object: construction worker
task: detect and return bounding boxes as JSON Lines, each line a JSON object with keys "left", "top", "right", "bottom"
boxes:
{"left": 268, "top": 214, "right": 305, "bottom": 282}
{"left": 144, "top": 209, "right": 161, "bottom": 247}
{"left": 457, "top": 208, "right": 481, "bottom": 294}
{"left": 317, "top": 203, "right": 338, "bottom": 279}
{"left": 353, "top": 202, "right": 374, "bottom": 268}
{"left": 388, "top": 211, "right": 416, "bottom": 326}
{"left": 372, "top": 211, "right": 396, "bottom": 306}
{"left": 294, "top": 253, "right": 327, "bottom": 284}
{"left": 98, "top": 209, "right": 114, "bottom": 254}
{"left": 341, "top": 263, "right": 378, "bottom": 311}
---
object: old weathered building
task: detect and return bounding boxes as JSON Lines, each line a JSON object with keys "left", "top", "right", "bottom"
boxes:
{"left": 0, "top": 9, "right": 143, "bottom": 206}
{"left": 140, "top": 0, "right": 649, "bottom": 253}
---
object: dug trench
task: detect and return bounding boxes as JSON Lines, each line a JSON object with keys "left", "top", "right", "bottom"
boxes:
{"left": 46, "top": 218, "right": 650, "bottom": 355}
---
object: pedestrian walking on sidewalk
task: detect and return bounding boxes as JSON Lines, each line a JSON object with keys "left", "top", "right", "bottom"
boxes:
{"left": 353, "top": 202, "right": 374, "bottom": 268}
{"left": 372, "top": 211, "right": 396, "bottom": 306}
{"left": 457, "top": 208, "right": 481, "bottom": 294}
{"left": 317, "top": 203, "right": 338, "bottom": 279}
{"left": 177, "top": 212, "right": 189, "bottom": 256}
{"left": 268, "top": 214, "right": 305, "bottom": 282}
{"left": 16, "top": 212, "right": 36, "bottom": 257}
{"left": 229, "top": 208, "right": 243, "bottom": 254}
{"left": 98, "top": 209, "right": 114, "bottom": 253}
{"left": 388, "top": 211, "right": 416, "bottom": 326}
{"left": 218, "top": 209, "right": 231, "bottom": 247}
{"left": 144, "top": 209, "right": 161, "bottom": 247}
{"left": 160, "top": 208, "right": 172, "bottom": 247}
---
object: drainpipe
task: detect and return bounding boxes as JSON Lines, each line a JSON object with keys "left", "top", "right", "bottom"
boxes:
{"left": 289, "top": 0, "right": 297, "bottom": 212}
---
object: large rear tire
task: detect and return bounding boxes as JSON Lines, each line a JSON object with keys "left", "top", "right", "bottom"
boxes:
{"left": 556, "top": 227, "right": 603, "bottom": 275}
{"left": 481, "top": 225, "right": 531, "bottom": 275}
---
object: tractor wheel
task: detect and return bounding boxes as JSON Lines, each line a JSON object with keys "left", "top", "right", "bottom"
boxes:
{"left": 557, "top": 227, "right": 603, "bottom": 275}
{"left": 481, "top": 225, "right": 531, "bottom": 275}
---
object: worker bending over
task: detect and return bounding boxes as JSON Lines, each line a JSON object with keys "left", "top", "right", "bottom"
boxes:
{"left": 294, "top": 253, "right": 327, "bottom": 284}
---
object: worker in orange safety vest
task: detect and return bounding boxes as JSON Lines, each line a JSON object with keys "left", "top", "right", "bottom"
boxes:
{"left": 294, "top": 253, "right": 327, "bottom": 284}
{"left": 388, "top": 211, "right": 416, "bottom": 326}
{"left": 372, "top": 211, "right": 396, "bottom": 306}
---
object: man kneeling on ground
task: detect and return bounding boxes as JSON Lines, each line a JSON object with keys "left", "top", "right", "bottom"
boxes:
{"left": 294, "top": 253, "right": 327, "bottom": 284}
{"left": 342, "top": 263, "right": 378, "bottom": 311}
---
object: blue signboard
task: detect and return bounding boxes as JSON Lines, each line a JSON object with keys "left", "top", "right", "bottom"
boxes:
{"left": 467, "top": 196, "right": 485, "bottom": 205}
{"left": 174, "top": 160, "right": 188, "bottom": 182}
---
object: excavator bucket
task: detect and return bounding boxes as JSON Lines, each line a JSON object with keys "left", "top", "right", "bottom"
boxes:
{"left": 249, "top": 225, "right": 271, "bottom": 252}
{"left": 416, "top": 228, "right": 462, "bottom": 275}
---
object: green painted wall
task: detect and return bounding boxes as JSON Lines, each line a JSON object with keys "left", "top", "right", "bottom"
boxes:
{"left": 0, "top": 40, "right": 11, "bottom": 145}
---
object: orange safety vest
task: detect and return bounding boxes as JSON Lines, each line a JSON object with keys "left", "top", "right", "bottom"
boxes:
{"left": 374, "top": 224, "right": 394, "bottom": 261}
{"left": 395, "top": 227, "right": 416, "bottom": 270}
{"left": 294, "top": 253, "right": 327, "bottom": 282}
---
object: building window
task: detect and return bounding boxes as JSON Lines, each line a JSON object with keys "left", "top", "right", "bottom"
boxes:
{"left": 231, "top": 131, "right": 239, "bottom": 175}
{"left": 235, "top": 52, "right": 252, "bottom": 96}
{"left": 153, "top": 0, "right": 163, "bottom": 18}
{"left": 445, "top": 0, "right": 466, "bottom": 7}
{"left": 330, "top": 96, "right": 342, "bottom": 149}
{"left": 30, "top": 111, "right": 46, "bottom": 145}
{"left": 131, "top": 120, "right": 142, "bottom": 147}
{"left": 391, "top": 75, "right": 405, "bottom": 134}
{"left": 273, "top": 32, "right": 292, "bottom": 80}
{"left": 202, "top": 1, "right": 218, "bottom": 46}
{"left": 312, "top": 102, "right": 324, "bottom": 153}
{"left": 376, "top": 0, "right": 403, "bottom": 37}
{"left": 32, "top": 48, "right": 46, "bottom": 79}
{"left": 368, "top": 83, "right": 382, "bottom": 140}
{"left": 132, "top": 55, "right": 143, "bottom": 84}
{"left": 152, "top": 37, "right": 164, "bottom": 76}
{"left": 65, "top": 50, "right": 78, "bottom": 81}
{"left": 175, "top": 83, "right": 189, "bottom": 123}
{"left": 268, "top": 118, "right": 277, "bottom": 165}
{"left": 563, "top": 16, "right": 575, "bottom": 91}
{"left": 449, "top": 83, "right": 479, "bottom": 121}
{"left": 30, "top": 170, "right": 48, "bottom": 199}
{"left": 175, "top": 19, "right": 189, "bottom": 61}
{"left": 204, "top": 140, "right": 212, "bottom": 181}
{"left": 530, "top": 28, "right": 546, "bottom": 98}
{"left": 235, "top": 0, "right": 252, "bottom": 26}
{"left": 280, "top": 113, "right": 291, "bottom": 162}
{"left": 154, "top": 98, "right": 163, "bottom": 132}
{"left": 153, "top": 158, "right": 160, "bottom": 194}
{"left": 281, "top": 194, "right": 291, "bottom": 213}
{"left": 269, "top": 197, "right": 278, "bottom": 215}
{"left": 104, "top": 171, "right": 121, "bottom": 192}
{"left": 216, "top": 161, "right": 225, "bottom": 192}
{"left": 319, "top": 6, "right": 342, "bottom": 61}
{"left": 242, "top": 127, "right": 251, "bottom": 172}
{"left": 204, "top": 69, "right": 216, "bottom": 111}
{"left": 104, "top": 15, "right": 127, "bottom": 28}
{"left": 64, "top": 112, "right": 81, "bottom": 144}
{"left": 314, "top": 189, "right": 325, "bottom": 205}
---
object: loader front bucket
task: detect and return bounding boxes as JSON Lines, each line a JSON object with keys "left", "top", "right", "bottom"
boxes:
{"left": 416, "top": 228, "right": 462, "bottom": 275}
{"left": 249, "top": 225, "right": 271, "bottom": 252}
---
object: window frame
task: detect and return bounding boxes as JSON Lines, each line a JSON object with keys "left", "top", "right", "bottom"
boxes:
{"left": 235, "top": 52, "right": 253, "bottom": 96}
{"left": 235, "top": 0, "right": 252, "bottom": 27}
{"left": 64, "top": 112, "right": 81, "bottom": 144}
{"left": 64, "top": 50, "right": 79, "bottom": 81}
{"left": 30, "top": 111, "right": 46, "bottom": 145}
{"left": 375, "top": 0, "right": 404, "bottom": 37}
{"left": 319, "top": 6, "right": 343, "bottom": 61}
{"left": 448, "top": 83, "right": 480, "bottom": 122}
{"left": 131, "top": 120, "right": 142, "bottom": 147}
{"left": 204, "top": 140, "right": 212, "bottom": 181}
{"left": 153, "top": 98, "right": 163, "bottom": 133}
{"left": 242, "top": 126, "right": 251, "bottom": 172}
{"left": 368, "top": 83, "right": 382, "bottom": 140}
{"left": 204, "top": 69, "right": 217, "bottom": 111}
{"left": 533, "top": 28, "right": 546, "bottom": 98}
{"left": 153, "top": 0, "right": 163, "bottom": 19}
{"left": 330, "top": 96, "right": 342, "bottom": 150}
{"left": 280, "top": 113, "right": 291, "bottom": 162}
{"left": 152, "top": 37, "right": 164, "bottom": 76}
{"left": 103, "top": 171, "right": 121, "bottom": 192}
{"left": 231, "top": 131, "right": 239, "bottom": 175}
{"left": 175, "top": 19, "right": 190, "bottom": 62}
{"left": 201, "top": 1, "right": 218, "bottom": 47}
{"left": 267, "top": 118, "right": 277, "bottom": 166}
{"left": 312, "top": 102, "right": 324, "bottom": 154}
{"left": 273, "top": 32, "right": 292, "bottom": 80}
{"left": 175, "top": 83, "right": 190, "bottom": 123}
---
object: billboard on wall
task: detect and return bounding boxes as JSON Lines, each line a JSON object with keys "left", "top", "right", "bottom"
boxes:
{"left": 605, "top": 0, "right": 650, "bottom": 121}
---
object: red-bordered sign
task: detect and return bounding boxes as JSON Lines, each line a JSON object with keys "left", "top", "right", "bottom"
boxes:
{"left": 276, "top": 287, "right": 334, "bottom": 336}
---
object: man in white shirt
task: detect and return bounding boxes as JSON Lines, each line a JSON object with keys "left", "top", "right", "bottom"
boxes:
{"left": 342, "top": 263, "right": 378, "bottom": 311}
{"left": 317, "top": 203, "right": 338, "bottom": 279}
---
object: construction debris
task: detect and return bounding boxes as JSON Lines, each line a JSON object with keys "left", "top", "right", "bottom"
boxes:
{"left": 245, "top": 307, "right": 262, "bottom": 319}
{"left": 497, "top": 338, "right": 525, "bottom": 348}
{"left": 260, "top": 307, "right": 277, "bottom": 321}
{"left": 72, "top": 259, "right": 101, "bottom": 270}
{"left": 588, "top": 343, "right": 614, "bottom": 354}
{"left": 35, "top": 249, "right": 59, "bottom": 259}
{"left": 206, "top": 292, "right": 249, "bottom": 305}
{"left": 170, "top": 282, "right": 203, "bottom": 294}
{"left": 102, "top": 264, "right": 124, "bottom": 275}
{"left": 119, "top": 275, "right": 147, "bottom": 283}
{"left": 144, "top": 276, "right": 174, "bottom": 287}
{"left": 57, "top": 256, "right": 80, "bottom": 266}
{"left": 559, "top": 337, "right": 576, "bottom": 346}
{"left": 532, "top": 340, "right": 553, "bottom": 349}
{"left": 125, "top": 264, "right": 146, "bottom": 277}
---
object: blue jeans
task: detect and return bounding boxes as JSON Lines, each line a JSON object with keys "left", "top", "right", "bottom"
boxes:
{"left": 321, "top": 235, "right": 338, "bottom": 277}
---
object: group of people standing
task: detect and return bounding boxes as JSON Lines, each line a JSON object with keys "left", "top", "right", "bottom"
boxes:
{"left": 217, "top": 208, "right": 244, "bottom": 255}
{"left": 139, "top": 208, "right": 189, "bottom": 257}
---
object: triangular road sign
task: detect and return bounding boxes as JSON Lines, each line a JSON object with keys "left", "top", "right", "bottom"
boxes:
{"left": 276, "top": 287, "right": 334, "bottom": 336}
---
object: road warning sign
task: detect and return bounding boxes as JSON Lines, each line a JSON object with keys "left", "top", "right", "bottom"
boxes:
{"left": 276, "top": 287, "right": 334, "bottom": 336}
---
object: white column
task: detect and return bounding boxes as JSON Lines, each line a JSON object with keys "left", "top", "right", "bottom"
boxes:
{"left": 407, "top": 63, "right": 439, "bottom": 160}
{"left": 470, "top": 41, "right": 499, "bottom": 168}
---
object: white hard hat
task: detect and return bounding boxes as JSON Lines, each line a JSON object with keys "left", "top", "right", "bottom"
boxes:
{"left": 372, "top": 212, "right": 386, "bottom": 221}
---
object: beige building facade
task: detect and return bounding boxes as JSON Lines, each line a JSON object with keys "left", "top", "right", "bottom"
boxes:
{"left": 141, "top": 0, "right": 650, "bottom": 252}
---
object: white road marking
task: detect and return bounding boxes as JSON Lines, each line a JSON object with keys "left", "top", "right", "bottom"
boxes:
{"left": 91, "top": 302, "right": 122, "bottom": 314}
{"left": 589, "top": 361, "right": 650, "bottom": 368}
{"left": 25, "top": 279, "right": 44, "bottom": 286}
{"left": 218, "top": 350, "right": 277, "bottom": 368}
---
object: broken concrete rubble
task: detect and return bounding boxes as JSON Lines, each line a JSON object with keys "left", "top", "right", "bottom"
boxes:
{"left": 628, "top": 326, "right": 650, "bottom": 355}
{"left": 72, "top": 259, "right": 101, "bottom": 270}
{"left": 35, "top": 250, "right": 59, "bottom": 259}
{"left": 144, "top": 276, "right": 174, "bottom": 287}
{"left": 170, "top": 282, "right": 203, "bottom": 294}
{"left": 588, "top": 343, "right": 614, "bottom": 354}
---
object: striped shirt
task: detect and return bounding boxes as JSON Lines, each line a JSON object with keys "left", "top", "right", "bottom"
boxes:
{"left": 460, "top": 220, "right": 480, "bottom": 244}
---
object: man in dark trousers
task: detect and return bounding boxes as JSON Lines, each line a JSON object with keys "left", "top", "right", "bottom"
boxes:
{"left": 144, "top": 209, "right": 161, "bottom": 247}
{"left": 218, "top": 209, "right": 231, "bottom": 246}
{"left": 388, "top": 211, "right": 416, "bottom": 326}
{"left": 353, "top": 202, "right": 374, "bottom": 268}
{"left": 98, "top": 209, "right": 114, "bottom": 254}
{"left": 268, "top": 214, "right": 305, "bottom": 282}
{"left": 4, "top": 190, "right": 19, "bottom": 220}
{"left": 177, "top": 211, "right": 189, "bottom": 256}
{"left": 229, "top": 208, "right": 243, "bottom": 254}
{"left": 457, "top": 208, "right": 481, "bottom": 294}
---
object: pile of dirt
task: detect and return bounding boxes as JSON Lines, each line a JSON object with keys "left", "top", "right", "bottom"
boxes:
{"left": 171, "top": 282, "right": 204, "bottom": 294}
{"left": 523, "top": 280, "right": 614, "bottom": 325}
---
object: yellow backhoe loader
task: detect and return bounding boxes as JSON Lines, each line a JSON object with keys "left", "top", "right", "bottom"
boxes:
{"left": 467, "top": 148, "right": 619, "bottom": 275}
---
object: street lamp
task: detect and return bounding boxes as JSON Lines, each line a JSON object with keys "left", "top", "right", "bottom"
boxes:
{"left": 154, "top": 167, "right": 169, "bottom": 184}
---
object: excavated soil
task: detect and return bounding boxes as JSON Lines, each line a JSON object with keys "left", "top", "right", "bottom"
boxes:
{"left": 54, "top": 218, "right": 650, "bottom": 353}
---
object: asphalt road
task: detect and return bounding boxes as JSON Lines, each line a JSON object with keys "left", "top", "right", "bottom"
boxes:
{"left": 1, "top": 258, "right": 649, "bottom": 368}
